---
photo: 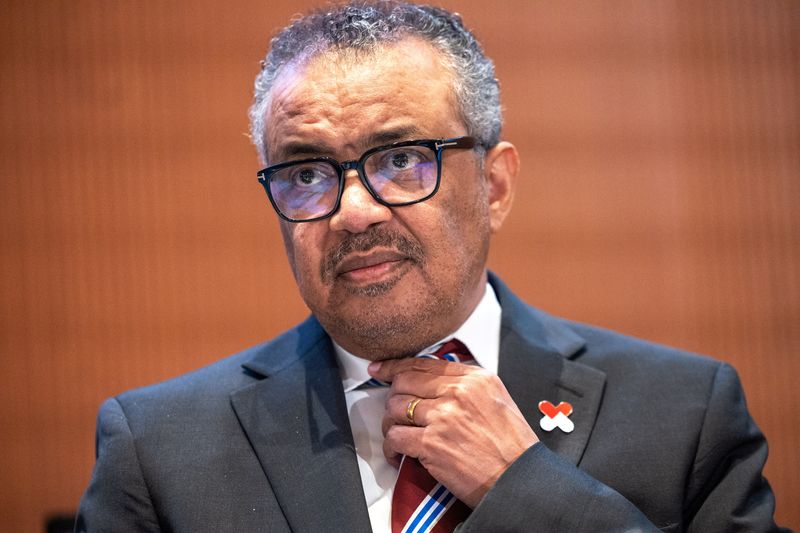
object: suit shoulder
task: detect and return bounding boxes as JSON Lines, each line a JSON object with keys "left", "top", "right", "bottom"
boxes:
{"left": 112, "top": 318, "right": 325, "bottom": 421}
{"left": 568, "top": 319, "right": 717, "bottom": 366}
{"left": 493, "top": 274, "right": 722, "bottom": 378}
{"left": 108, "top": 343, "right": 257, "bottom": 424}
{"left": 493, "top": 274, "right": 724, "bottom": 385}
{"left": 555, "top": 317, "right": 727, "bottom": 395}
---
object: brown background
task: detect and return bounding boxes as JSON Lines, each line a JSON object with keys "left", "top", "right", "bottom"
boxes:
{"left": 1, "top": 1, "right": 797, "bottom": 531}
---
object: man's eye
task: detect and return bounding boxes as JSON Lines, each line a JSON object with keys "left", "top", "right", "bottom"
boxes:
{"left": 391, "top": 152, "right": 410, "bottom": 169}
{"left": 289, "top": 165, "right": 330, "bottom": 187}
{"left": 381, "top": 149, "right": 425, "bottom": 172}
{"left": 297, "top": 168, "right": 317, "bottom": 184}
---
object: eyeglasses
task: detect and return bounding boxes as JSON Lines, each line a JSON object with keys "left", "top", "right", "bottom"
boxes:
{"left": 257, "top": 136, "right": 476, "bottom": 222}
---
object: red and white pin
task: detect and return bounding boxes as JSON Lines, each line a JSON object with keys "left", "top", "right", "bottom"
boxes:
{"left": 538, "top": 400, "right": 574, "bottom": 433}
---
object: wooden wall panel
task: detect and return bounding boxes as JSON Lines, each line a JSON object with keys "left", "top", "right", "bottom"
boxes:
{"left": 1, "top": 1, "right": 797, "bottom": 530}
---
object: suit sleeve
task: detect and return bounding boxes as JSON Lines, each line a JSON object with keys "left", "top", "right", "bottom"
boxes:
{"left": 76, "top": 397, "right": 161, "bottom": 532}
{"left": 683, "top": 363, "right": 783, "bottom": 532}
{"left": 459, "top": 443, "right": 660, "bottom": 532}
{"left": 459, "top": 363, "right": 784, "bottom": 533}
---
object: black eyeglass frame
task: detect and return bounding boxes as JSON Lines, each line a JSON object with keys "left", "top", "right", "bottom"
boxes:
{"left": 257, "top": 136, "right": 477, "bottom": 223}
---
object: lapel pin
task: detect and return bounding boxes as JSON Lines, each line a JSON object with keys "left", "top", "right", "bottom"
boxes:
{"left": 538, "top": 400, "right": 574, "bottom": 433}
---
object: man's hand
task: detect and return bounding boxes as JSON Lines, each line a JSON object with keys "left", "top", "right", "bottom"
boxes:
{"left": 368, "top": 357, "right": 539, "bottom": 508}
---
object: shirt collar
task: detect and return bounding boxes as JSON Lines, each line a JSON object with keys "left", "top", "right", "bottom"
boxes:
{"left": 334, "top": 282, "right": 502, "bottom": 392}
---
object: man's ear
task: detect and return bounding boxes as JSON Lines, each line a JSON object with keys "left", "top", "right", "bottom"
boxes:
{"left": 483, "top": 141, "right": 519, "bottom": 233}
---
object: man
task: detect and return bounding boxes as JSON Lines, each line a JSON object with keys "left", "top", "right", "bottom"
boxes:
{"left": 77, "top": 2, "right": 786, "bottom": 532}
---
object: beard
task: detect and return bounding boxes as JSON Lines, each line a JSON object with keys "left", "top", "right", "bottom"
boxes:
{"left": 311, "top": 226, "right": 474, "bottom": 359}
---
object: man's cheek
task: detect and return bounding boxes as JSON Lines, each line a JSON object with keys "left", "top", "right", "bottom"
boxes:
{"left": 278, "top": 221, "right": 305, "bottom": 281}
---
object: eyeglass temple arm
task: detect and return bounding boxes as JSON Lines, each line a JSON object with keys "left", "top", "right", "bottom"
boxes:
{"left": 435, "top": 136, "right": 476, "bottom": 150}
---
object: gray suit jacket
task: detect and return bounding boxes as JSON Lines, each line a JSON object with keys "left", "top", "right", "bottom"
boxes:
{"left": 77, "top": 275, "right": 784, "bottom": 532}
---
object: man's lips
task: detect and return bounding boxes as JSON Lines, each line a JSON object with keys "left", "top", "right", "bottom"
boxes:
{"left": 335, "top": 250, "right": 409, "bottom": 280}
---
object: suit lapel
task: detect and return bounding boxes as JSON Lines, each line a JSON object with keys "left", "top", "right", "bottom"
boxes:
{"left": 492, "top": 274, "right": 606, "bottom": 466}
{"left": 230, "top": 318, "right": 371, "bottom": 533}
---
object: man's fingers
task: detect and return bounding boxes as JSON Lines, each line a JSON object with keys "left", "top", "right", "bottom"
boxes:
{"left": 382, "top": 394, "right": 431, "bottom": 436}
{"left": 368, "top": 357, "right": 473, "bottom": 382}
{"left": 390, "top": 371, "right": 449, "bottom": 398}
{"left": 383, "top": 424, "right": 423, "bottom": 465}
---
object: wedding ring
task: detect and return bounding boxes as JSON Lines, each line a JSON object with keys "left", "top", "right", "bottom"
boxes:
{"left": 406, "top": 398, "right": 422, "bottom": 425}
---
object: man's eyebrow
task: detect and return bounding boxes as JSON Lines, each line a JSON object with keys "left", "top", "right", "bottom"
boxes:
{"left": 273, "top": 126, "right": 426, "bottom": 162}
{"left": 275, "top": 141, "right": 336, "bottom": 161}
{"left": 364, "top": 127, "right": 424, "bottom": 148}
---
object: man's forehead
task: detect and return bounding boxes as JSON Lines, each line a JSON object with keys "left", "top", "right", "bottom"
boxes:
{"left": 270, "top": 38, "right": 454, "bottom": 106}
{"left": 263, "top": 38, "right": 462, "bottom": 158}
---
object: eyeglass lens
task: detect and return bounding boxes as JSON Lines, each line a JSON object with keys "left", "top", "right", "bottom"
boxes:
{"left": 269, "top": 144, "right": 438, "bottom": 220}
{"left": 269, "top": 162, "right": 340, "bottom": 221}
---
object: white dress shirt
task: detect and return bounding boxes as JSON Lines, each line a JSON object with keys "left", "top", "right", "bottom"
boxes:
{"left": 333, "top": 283, "right": 502, "bottom": 533}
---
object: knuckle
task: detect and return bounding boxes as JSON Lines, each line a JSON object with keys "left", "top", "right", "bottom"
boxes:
{"left": 467, "top": 367, "right": 491, "bottom": 383}
{"left": 487, "top": 373, "right": 504, "bottom": 388}
{"left": 411, "top": 359, "right": 431, "bottom": 372}
{"left": 417, "top": 431, "right": 433, "bottom": 459}
{"left": 417, "top": 430, "right": 445, "bottom": 465}
{"left": 424, "top": 402, "right": 442, "bottom": 424}
{"left": 385, "top": 424, "right": 401, "bottom": 443}
{"left": 387, "top": 394, "right": 403, "bottom": 413}
{"left": 432, "top": 401, "right": 455, "bottom": 421}
{"left": 391, "top": 373, "right": 407, "bottom": 392}
{"left": 447, "top": 381, "right": 469, "bottom": 400}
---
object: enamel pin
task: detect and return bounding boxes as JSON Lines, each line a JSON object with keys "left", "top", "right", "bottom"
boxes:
{"left": 538, "top": 400, "right": 574, "bottom": 433}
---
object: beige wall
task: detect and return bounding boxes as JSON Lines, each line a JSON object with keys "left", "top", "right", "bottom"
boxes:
{"left": 1, "top": 1, "right": 797, "bottom": 530}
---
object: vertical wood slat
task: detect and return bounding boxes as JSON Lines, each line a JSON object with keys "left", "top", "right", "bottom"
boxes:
{"left": 1, "top": 1, "right": 797, "bottom": 530}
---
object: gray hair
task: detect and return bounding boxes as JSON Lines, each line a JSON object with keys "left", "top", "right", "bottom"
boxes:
{"left": 248, "top": 0, "right": 502, "bottom": 164}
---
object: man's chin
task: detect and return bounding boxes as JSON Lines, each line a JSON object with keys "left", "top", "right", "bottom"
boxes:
{"left": 341, "top": 277, "right": 399, "bottom": 297}
{"left": 319, "top": 273, "right": 435, "bottom": 353}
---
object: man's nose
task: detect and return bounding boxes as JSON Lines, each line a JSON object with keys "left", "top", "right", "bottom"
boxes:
{"left": 328, "top": 170, "right": 392, "bottom": 233}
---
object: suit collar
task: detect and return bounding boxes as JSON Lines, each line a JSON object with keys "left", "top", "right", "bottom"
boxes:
{"left": 489, "top": 272, "right": 587, "bottom": 359}
{"left": 232, "top": 317, "right": 371, "bottom": 533}
{"left": 239, "top": 316, "right": 327, "bottom": 378}
{"left": 491, "top": 273, "right": 606, "bottom": 465}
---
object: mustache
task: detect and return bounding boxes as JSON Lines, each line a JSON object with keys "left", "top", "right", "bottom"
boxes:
{"left": 321, "top": 227, "right": 425, "bottom": 282}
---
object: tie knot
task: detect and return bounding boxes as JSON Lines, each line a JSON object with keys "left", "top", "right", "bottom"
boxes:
{"left": 425, "top": 338, "right": 473, "bottom": 363}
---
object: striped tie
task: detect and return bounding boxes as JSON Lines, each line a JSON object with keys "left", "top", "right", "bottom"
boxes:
{"left": 391, "top": 339, "right": 473, "bottom": 533}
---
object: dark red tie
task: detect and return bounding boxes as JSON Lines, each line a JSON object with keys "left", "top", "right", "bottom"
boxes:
{"left": 391, "top": 339, "right": 473, "bottom": 533}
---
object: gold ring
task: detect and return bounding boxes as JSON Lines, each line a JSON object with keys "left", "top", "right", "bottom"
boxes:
{"left": 406, "top": 398, "right": 422, "bottom": 425}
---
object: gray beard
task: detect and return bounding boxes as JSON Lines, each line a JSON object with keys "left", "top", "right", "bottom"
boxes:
{"left": 312, "top": 209, "right": 488, "bottom": 359}
{"left": 316, "top": 266, "right": 470, "bottom": 360}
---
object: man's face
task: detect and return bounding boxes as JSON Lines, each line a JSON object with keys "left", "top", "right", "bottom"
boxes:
{"left": 264, "top": 39, "right": 496, "bottom": 359}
